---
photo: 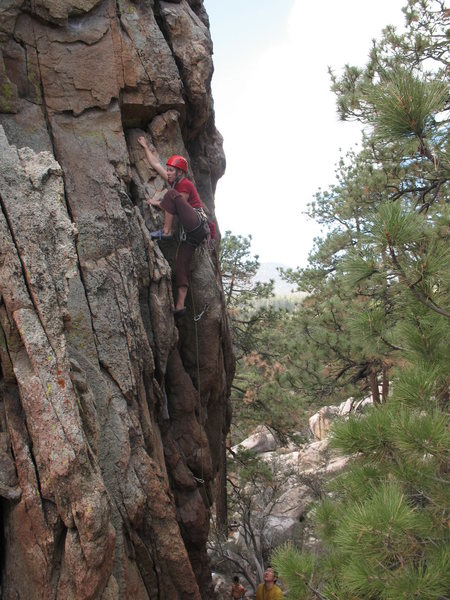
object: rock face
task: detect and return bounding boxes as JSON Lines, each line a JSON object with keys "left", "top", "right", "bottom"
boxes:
{"left": 0, "top": 2, "right": 233, "bottom": 599}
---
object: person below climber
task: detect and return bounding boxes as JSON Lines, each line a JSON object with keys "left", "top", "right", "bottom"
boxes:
{"left": 255, "top": 567, "right": 283, "bottom": 600}
{"left": 138, "top": 135, "right": 211, "bottom": 319}
{"left": 230, "top": 575, "right": 246, "bottom": 599}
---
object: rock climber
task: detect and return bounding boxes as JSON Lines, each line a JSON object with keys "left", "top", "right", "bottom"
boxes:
{"left": 255, "top": 567, "right": 283, "bottom": 600}
{"left": 138, "top": 135, "right": 212, "bottom": 319}
{"left": 230, "top": 575, "right": 246, "bottom": 599}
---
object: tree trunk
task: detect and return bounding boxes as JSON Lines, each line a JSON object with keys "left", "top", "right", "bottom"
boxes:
{"left": 370, "top": 368, "right": 381, "bottom": 404}
{"left": 382, "top": 364, "right": 389, "bottom": 402}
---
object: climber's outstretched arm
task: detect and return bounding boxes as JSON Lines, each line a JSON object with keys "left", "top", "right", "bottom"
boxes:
{"left": 138, "top": 136, "right": 168, "bottom": 182}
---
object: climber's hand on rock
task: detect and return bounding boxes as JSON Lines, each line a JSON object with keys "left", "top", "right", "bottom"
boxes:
{"left": 137, "top": 135, "right": 148, "bottom": 148}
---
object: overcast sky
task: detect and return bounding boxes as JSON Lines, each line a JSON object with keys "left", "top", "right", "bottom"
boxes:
{"left": 203, "top": 0, "right": 407, "bottom": 268}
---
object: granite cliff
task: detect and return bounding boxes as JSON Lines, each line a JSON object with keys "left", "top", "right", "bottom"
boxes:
{"left": 0, "top": 1, "right": 234, "bottom": 598}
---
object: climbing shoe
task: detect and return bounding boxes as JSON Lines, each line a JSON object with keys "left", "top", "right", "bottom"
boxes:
{"left": 173, "top": 307, "right": 186, "bottom": 320}
{"left": 150, "top": 229, "right": 173, "bottom": 240}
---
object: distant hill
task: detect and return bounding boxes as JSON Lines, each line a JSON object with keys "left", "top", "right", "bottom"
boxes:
{"left": 255, "top": 262, "right": 299, "bottom": 296}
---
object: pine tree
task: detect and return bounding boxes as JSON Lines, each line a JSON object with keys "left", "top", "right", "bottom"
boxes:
{"left": 220, "top": 230, "right": 274, "bottom": 312}
{"left": 272, "top": 1, "right": 449, "bottom": 597}
{"left": 219, "top": 231, "right": 307, "bottom": 438}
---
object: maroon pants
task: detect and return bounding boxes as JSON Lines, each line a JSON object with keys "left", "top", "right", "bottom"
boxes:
{"left": 160, "top": 189, "right": 200, "bottom": 231}
{"left": 160, "top": 189, "right": 206, "bottom": 288}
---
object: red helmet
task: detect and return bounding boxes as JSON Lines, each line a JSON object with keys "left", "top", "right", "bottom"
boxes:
{"left": 166, "top": 155, "right": 188, "bottom": 173}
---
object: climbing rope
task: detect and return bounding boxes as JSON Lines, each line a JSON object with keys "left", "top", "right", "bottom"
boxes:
{"left": 190, "top": 283, "right": 205, "bottom": 486}
{"left": 172, "top": 238, "right": 208, "bottom": 486}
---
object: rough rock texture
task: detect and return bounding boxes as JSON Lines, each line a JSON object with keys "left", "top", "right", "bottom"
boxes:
{"left": 231, "top": 425, "right": 277, "bottom": 454}
{"left": 229, "top": 399, "right": 376, "bottom": 540}
{"left": 0, "top": 1, "right": 233, "bottom": 599}
{"left": 308, "top": 396, "right": 373, "bottom": 440}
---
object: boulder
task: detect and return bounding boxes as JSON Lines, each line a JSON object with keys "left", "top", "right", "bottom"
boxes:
{"left": 309, "top": 395, "right": 374, "bottom": 440}
{"left": 232, "top": 425, "right": 278, "bottom": 454}
{"left": 309, "top": 406, "right": 340, "bottom": 440}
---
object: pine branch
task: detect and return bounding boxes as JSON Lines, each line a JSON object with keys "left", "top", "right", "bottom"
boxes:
{"left": 231, "top": 383, "right": 247, "bottom": 394}
{"left": 388, "top": 244, "right": 450, "bottom": 318}
{"left": 390, "top": 179, "right": 443, "bottom": 204}
{"left": 380, "top": 335, "right": 404, "bottom": 351}
{"left": 295, "top": 570, "right": 330, "bottom": 600}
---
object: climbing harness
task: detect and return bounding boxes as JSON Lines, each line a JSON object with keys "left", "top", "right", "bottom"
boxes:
{"left": 194, "top": 206, "right": 208, "bottom": 222}
{"left": 179, "top": 207, "right": 210, "bottom": 247}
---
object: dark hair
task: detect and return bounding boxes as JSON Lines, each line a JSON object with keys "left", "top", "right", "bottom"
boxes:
{"left": 233, "top": 576, "right": 240, "bottom": 583}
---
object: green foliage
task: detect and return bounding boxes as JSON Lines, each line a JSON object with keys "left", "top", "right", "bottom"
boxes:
{"left": 272, "top": 544, "right": 318, "bottom": 599}
{"left": 219, "top": 230, "right": 314, "bottom": 438}
{"left": 270, "top": 2, "right": 449, "bottom": 597}
{"left": 394, "top": 362, "right": 442, "bottom": 406}
{"left": 393, "top": 407, "right": 449, "bottom": 462}
{"left": 367, "top": 68, "right": 448, "bottom": 140}
{"left": 329, "top": 407, "right": 395, "bottom": 458}
{"left": 219, "top": 230, "right": 274, "bottom": 310}
{"left": 372, "top": 200, "right": 426, "bottom": 247}
{"left": 407, "top": 306, "right": 449, "bottom": 353}
{"left": 335, "top": 484, "right": 429, "bottom": 590}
